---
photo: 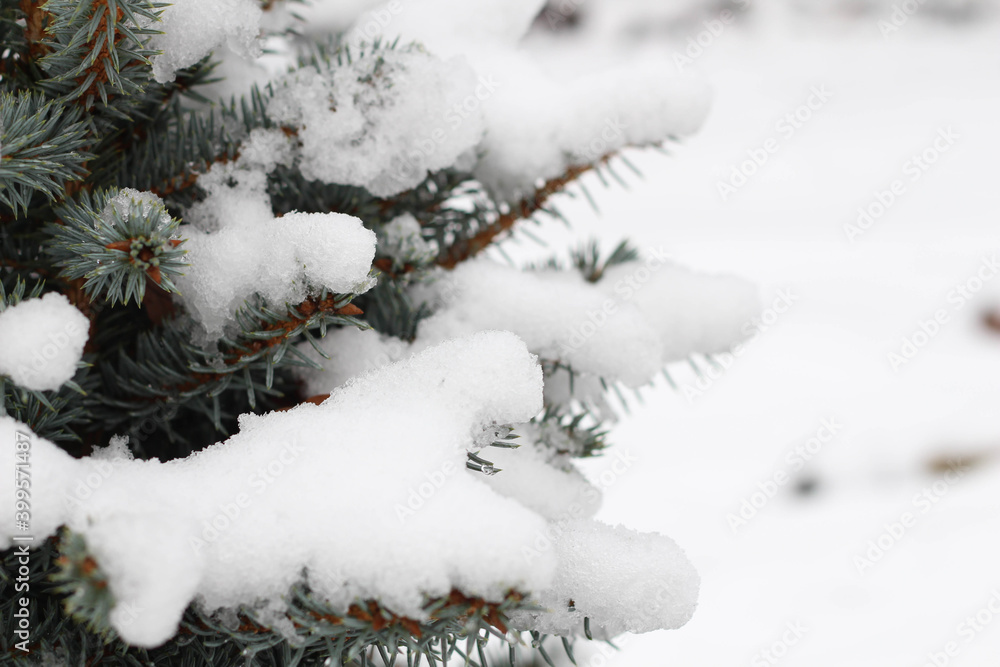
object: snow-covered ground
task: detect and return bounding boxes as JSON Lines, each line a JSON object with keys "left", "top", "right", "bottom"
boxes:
{"left": 509, "top": 15, "right": 1000, "bottom": 667}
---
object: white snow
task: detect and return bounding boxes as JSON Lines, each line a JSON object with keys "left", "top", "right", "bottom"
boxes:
{"left": 295, "top": 326, "right": 407, "bottom": 397}
{"left": 173, "top": 151, "right": 376, "bottom": 339}
{"left": 342, "top": 0, "right": 712, "bottom": 201}
{"left": 492, "top": 15, "right": 1000, "bottom": 667}
{"left": 598, "top": 260, "right": 762, "bottom": 362}
{"left": 237, "top": 127, "right": 296, "bottom": 176}
{"left": 0, "top": 293, "right": 89, "bottom": 392}
{"left": 0, "top": 333, "right": 699, "bottom": 646}
{"left": 149, "top": 0, "right": 264, "bottom": 84}
{"left": 267, "top": 45, "right": 484, "bottom": 197}
{"left": 415, "top": 258, "right": 759, "bottom": 386}
{"left": 479, "top": 425, "right": 603, "bottom": 522}
{"left": 177, "top": 207, "right": 376, "bottom": 339}
{"left": 472, "top": 60, "right": 712, "bottom": 201}
{"left": 510, "top": 520, "right": 700, "bottom": 638}
{"left": 295, "top": 256, "right": 757, "bottom": 397}
{"left": 182, "top": 162, "right": 274, "bottom": 235}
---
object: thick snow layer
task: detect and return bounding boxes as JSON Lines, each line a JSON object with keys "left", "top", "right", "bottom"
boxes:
{"left": 510, "top": 520, "right": 700, "bottom": 638}
{"left": 237, "top": 127, "right": 297, "bottom": 176}
{"left": 0, "top": 293, "right": 88, "bottom": 392}
{"left": 0, "top": 333, "right": 699, "bottom": 646}
{"left": 344, "top": 0, "right": 711, "bottom": 201}
{"left": 173, "top": 153, "right": 376, "bottom": 339}
{"left": 295, "top": 327, "right": 407, "bottom": 397}
{"left": 598, "top": 261, "right": 762, "bottom": 362}
{"left": 479, "top": 424, "right": 603, "bottom": 522}
{"left": 268, "top": 46, "right": 484, "bottom": 197}
{"left": 177, "top": 208, "right": 376, "bottom": 339}
{"left": 149, "top": 0, "right": 263, "bottom": 84}
{"left": 415, "top": 258, "right": 760, "bottom": 386}
{"left": 473, "top": 58, "right": 711, "bottom": 201}
{"left": 182, "top": 162, "right": 274, "bottom": 235}
{"left": 296, "top": 257, "right": 758, "bottom": 393}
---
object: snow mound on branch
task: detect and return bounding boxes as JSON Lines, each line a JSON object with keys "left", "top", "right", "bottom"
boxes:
{"left": 297, "top": 256, "right": 758, "bottom": 393}
{"left": 178, "top": 210, "right": 375, "bottom": 338}
{"left": 149, "top": 0, "right": 263, "bottom": 84}
{"left": 0, "top": 333, "right": 699, "bottom": 646}
{"left": 347, "top": 0, "right": 710, "bottom": 201}
{"left": 237, "top": 127, "right": 297, "bottom": 175}
{"left": 478, "top": 423, "right": 603, "bottom": 522}
{"left": 295, "top": 326, "right": 408, "bottom": 396}
{"left": 0, "top": 293, "right": 88, "bottom": 391}
{"left": 417, "top": 258, "right": 760, "bottom": 385}
{"left": 268, "top": 45, "right": 484, "bottom": 197}
{"left": 171, "top": 146, "right": 376, "bottom": 340}
{"left": 474, "top": 62, "right": 711, "bottom": 201}
{"left": 510, "top": 520, "right": 700, "bottom": 637}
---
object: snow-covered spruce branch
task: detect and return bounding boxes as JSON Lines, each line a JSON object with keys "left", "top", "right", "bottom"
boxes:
{"left": 2, "top": 334, "right": 701, "bottom": 648}
{"left": 0, "top": 0, "right": 758, "bottom": 663}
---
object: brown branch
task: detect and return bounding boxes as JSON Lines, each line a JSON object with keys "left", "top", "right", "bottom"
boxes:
{"left": 19, "top": 0, "right": 50, "bottom": 60}
{"left": 215, "top": 588, "right": 523, "bottom": 640}
{"left": 276, "top": 393, "right": 330, "bottom": 411}
{"left": 148, "top": 149, "right": 239, "bottom": 199}
{"left": 436, "top": 156, "right": 614, "bottom": 270}
{"left": 156, "top": 295, "right": 364, "bottom": 398}
{"left": 235, "top": 296, "right": 362, "bottom": 361}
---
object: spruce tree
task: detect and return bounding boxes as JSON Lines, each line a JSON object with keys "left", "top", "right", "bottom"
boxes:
{"left": 0, "top": 1, "right": 760, "bottom": 665}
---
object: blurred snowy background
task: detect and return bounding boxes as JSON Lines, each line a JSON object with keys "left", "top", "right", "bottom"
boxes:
{"left": 299, "top": 1, "right": 1000, "bottom": 664}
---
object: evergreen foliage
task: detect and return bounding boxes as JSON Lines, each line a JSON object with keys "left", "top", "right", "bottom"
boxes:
{"left": 0, "top": 1, "right": 691, "bottom": 664}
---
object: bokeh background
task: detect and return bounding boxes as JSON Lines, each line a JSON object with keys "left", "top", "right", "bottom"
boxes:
{"left": 304, "top": 1, "right": 1000, "bottom": 664}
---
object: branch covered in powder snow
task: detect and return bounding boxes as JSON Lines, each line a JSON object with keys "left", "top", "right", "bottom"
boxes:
{"left": 296, "top": 256, "right": 761, "bottom": 395}
{"left": 0, "top": 333, "right": 698, "bottom": 647}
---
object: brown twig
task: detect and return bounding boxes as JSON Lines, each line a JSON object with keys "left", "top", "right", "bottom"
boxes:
{"left": 155, "top": 295, "right": 363, "bottom": 398}
{"left": 19, "top": 0, "right": 50, "bottom": 60}
{"left": 436, "top": 157, "right": 613, "bottom": 270}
